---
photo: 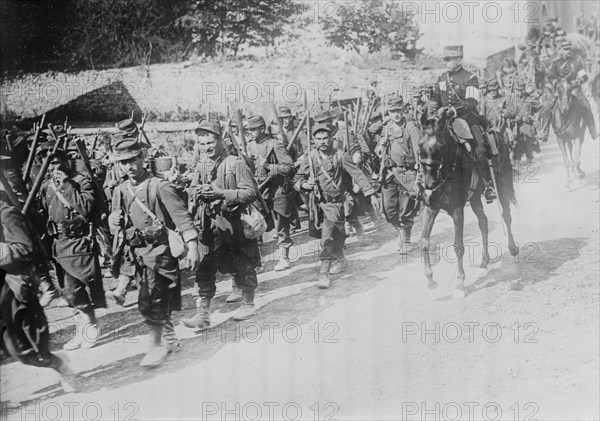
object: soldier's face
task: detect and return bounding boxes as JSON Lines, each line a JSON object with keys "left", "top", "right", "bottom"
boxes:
{"left": 389, "top": 109, "right": 404, "bottom": 124}
{"left": 197, "top": 133, "right": 224, "bottom": 160}
{"left": 282, "top": 117, "right": 292, "bottom": 129}
{"left": 248, "top": 126, "right": 265, "bottom": 141}
{"left": 314, "top": 131, "right": 332, "bottom": 151}
{"left": 444, "top": 57, "right": 461, "bottom": 71}
{"left": 119, "top": 154, "right": 144, "bottom": 180}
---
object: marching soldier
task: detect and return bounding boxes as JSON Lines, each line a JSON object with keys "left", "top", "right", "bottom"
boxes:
{"left": 279, "top": 105, "right": 306, "bottom": 162}
{"left": 0, "top": 189, "right": 78, "bottom": 392}
{"left": 295, "top": 124, "right": 380, "bottom": 288}
{"left": 246, "top": 115, "right": 297, "bottom": 271}
{"left": 108, "top": 135, "right": 199, "bottom": 367}
{"left": 182, "top": 120, "right": 262, "bottom": 326}
{"left": 375, "top": 97, "right": 420, "bottom": 253}
{"left": 547, "top": 40, "right": 598, "bottom": 140}
{"left": 40, "top": 149, "right": 106, "bottom": 350}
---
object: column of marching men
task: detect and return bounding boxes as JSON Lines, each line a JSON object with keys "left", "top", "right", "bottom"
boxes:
{"left": 1, "top": 30, "right": 598, "bottom": 390}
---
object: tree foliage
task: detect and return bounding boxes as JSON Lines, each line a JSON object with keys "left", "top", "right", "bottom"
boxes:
{"left": 321, "top": 0, "right": 420, "bottom": 56}
{"left": 0, "top": 0, "right": 305, "bottom": 76}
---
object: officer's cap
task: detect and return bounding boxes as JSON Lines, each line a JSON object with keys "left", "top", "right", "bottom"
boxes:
{"left": 442, "top": 45, "right": 463, "bottom": 59}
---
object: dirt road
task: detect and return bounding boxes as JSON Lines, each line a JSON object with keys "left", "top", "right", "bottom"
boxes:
{"left": 1, "top": 135, "right": 599, "bottom": 420}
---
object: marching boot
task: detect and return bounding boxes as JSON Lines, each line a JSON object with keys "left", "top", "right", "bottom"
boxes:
{"left": 162, "top": 318, "right": 182, "bottom": 353}
{"left": 329, "top": 258, "right": 348, "bottom": 275}
{"left": 274, "top": 247, "right": 291, "bottom": 271}
{"left": 105, "top": 274, "right": 130, "bottom": 306}
{"left": 181, "top": 297, "right": 211, "bottom": 329}
{"left": 395, "top": 227, "right": 404, "bottom": 251}
{"left": 63, "top": 311, "right": 83, "bottom": 351}
{"left": 38, "top": 276, "right": 59, "bottom": 308}
{"left": 233, "top": 289, "right": 255, "bottom": 321}
{"left": 317, "top": 261, "right": 331, "bottom": 289}
{"left": 226, "top": 286, "right": 243, "bottom": 303}
{"left": 79, "top": 309, "right": 99, "bottom": 349}
{"left": 399, "top": 226, "right": 412, "bottom": 255}
{"left": 140, "top": 324, "right": 168, "bottom": 367}
{"left": 50, "top": 353, "right": 79, "bottom": 393}
{"left": 351, "top": 220, "right": 365, "bottom": 243}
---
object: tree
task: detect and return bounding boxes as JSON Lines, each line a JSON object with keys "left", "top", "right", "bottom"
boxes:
{"left": 321, "top": 0, "right": 420, "bottom": 57}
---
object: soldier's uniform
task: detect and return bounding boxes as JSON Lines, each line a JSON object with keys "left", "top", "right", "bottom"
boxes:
{"left": 183, "top": 121, "right": 261, "bottom": 326}
{"left": 376, "top": 97, "right": 420, "bottom": 252}
{"left": 294, "top": 124, "right": 379, "bottom": 289}
{"left": 546, "top": 41, "right": 598, "bottom": 139}
{"left": 40, "top": 150, "right": 105, "bottom": 350}
{"left": 246, "top": 115, "right": 296, "bottom": 271}
{"left": 511, "top": 83, "right": 542, "bottom": 163}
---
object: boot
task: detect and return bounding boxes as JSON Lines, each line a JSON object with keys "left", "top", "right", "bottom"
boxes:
{"left": 399, "top": 226, "right": 412, "bottom": 255}
{"left": 226, "top": 286, "right": 243, "bottom": 303}
{"left": 140, "top": 325, "right": 168, "bottom": 367}
{"left": 63, "top": 310, "right": 99, "bottom": 350}
{"left": 39, "top": 276, "right": 59, "bottom": 308}
{"left": 395, "top": 227, "right": 404, "bottom": 251}
{"left": 329, "top": 258, "right": 348, "bottom": 275}
{"left": 484, "top": 182, "right": 497, "bottom": 204}
{"left": 50, "top": 353, "right": 79, "bottom": 393}
{"left": 274, "top": 247, "right": 291, "bottom": 271}
{"left": 317, "top": 261, "right": 331, "bottom": 289}
{"left": 162, "top": 318, "right": 182, "bottom": 353}
{"left": 233, "top": 289, "right": 255, "bottom": 321}
{"left": 351, "top": 220, "right": 365, "bottom": 243}
{"left": 105, "top": 274, "right": 130, "bottom": 306}
{"left": 181, "top": 297, "right": 211, "bottom": 329}
{"left": 344, "top": 221, "right": 355, "bottom": 237}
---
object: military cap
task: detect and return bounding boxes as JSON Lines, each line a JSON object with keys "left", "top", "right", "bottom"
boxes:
{"left": 278, "top": 106, "right": 293, "bottom": 118}
{"left": 48, "top": 148, "right": 68, "bottom": 163}
{"left": 112, "top": 138, "right": 142, "bottom": 161}
{"left": 487, "top": 79, "right": 499, "bottom": 90}
{"left": 312, "top": 123, "right": 331, "bottom": 136}
{"left": 442, "top": 45, "right": 463, "bottom": 59}
{"left": 116, "top": 118, "right": 139, "bottom": 135}
{"left": 314, "top": 110, "right": 332, "bottom": 123}
{"left": 559, "top": 40, "right": 572, "bottom": 50}
{"left": 387, "top": 97, "right": 404, "bottom": 111}
{"left": 247, "top": 115, "right": 266, "bottom": 129}
{"left": 195, "top": 120, "right": 222, "bottom": 136}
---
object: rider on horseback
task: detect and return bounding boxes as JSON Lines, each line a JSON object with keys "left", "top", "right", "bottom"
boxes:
{"left": 545, "top": 40, "right": 598, "bottom": 141}
{"left": 428, "top": 45, "right": 497, "bottom": 203}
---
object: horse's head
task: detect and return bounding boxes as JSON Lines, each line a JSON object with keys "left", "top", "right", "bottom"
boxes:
{"left": 555, "top": 78, "right": 571, "bottom": 113}
{"left": 418, "top": 116, "right": 451, "bottom": 202}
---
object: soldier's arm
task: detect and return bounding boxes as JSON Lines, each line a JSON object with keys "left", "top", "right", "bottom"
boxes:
{"left": 341, "top": 154, "right": 375, "bottom": 197}
{"left": 293, "top": 154, "right": 310, "bottom": 191}
{"left": 0, "top": 206, "right": 34, "bottom": 269}
{"left": 267, "top": 141, "right": 295, "bottom": 177}
{"left": 158, "top": 181, "right": 198, "bottom": 242}
{"left": 63, "top": 176, "right": 95, "bottom": 215}
{"left": 221, "top": 159, "right": 257, "bottom": 205}
{"left": 407, "top": 123, "right": 421, "bottom": 164}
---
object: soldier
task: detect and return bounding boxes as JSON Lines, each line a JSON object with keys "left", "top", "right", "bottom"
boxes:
{"left": 547, "top": 40, "right": 598, "bottom": 140}
{"left": 375, "top": 97, "right": 420, "bottom": 253}
{"left": 295, "top": 124, "right": 381, "bottom": 288}
{"left": 0, "top": 189, "right": 77, "bottom": 392}
{"left": 181, "top": 120, "right": 262, "bottom": 326}
{"left": 511, "top": 82, "right": 542, "bottom": 164}
{"left": 428, "top": 44, "right": 497, "bottom": 203}
{"left": 108, "top": 136, "right": 199, "bottom": 367}
{"left": 40, "top": 149, "right": 106, "bottom": 350}
{"left": 246, "top": 115, "right": 296, "bottom": 271}
{"left": 279, "top": 105, "right": 306, "bottom": 162}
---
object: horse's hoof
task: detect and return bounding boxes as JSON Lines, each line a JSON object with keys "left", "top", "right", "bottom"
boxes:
{"left": 476, "top": 268, "right": 488, "bottom": 279}
{"left": 577, "top": 170, "right": 586, "bottom": 179}
{"left": 453, "top": 288, "right": 466, "bottom": 299}
{"left": 509, "top": 246, "right": 519, "bottom": 257}
{"left": 427, "top": 280, "right": 438, "bottom": 290}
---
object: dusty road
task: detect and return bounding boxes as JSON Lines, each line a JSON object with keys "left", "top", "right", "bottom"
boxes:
{"left": 1, "top": 135, "right": 599, "bottom": 420}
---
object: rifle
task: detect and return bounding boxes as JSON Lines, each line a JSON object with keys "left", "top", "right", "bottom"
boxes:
{"left": 23, "top": 114, "right": 46, "bottom": 183}
{"left": 74, "top": 138, "right": 109, "bottom": 217}
{"left": 138, "top": 110, "right": 152, "bottom": 147}
{"left": 305, "top": 91, "right": 322, "bottom": 233}
{"left": 63, "top": 116, "right": 68, "bottom": 131}
{"left": 271, "top": 102, "right": 288, "bottom": 145}
{"left": 343, "top": 111, "right": 351, "bottom": 154}
{"left": 207, "top": 101, "right": 211, "bottom": 122}
{"left": 362, "top": 97, "right": 377, "bottom": 131}
{"left": 23, "top": 133, "right": 65, "bottom": 215}
{"left": 235, "top": 109, "right": 247, "bottom": 155}
{"left": 286, "top": 112, "right": 308, "bottom": 153}
{"left": 353, "top": 97, "right": 362, "bottom": 134}
{"left": 91, "top": 129, "right": 100, "bottom": 152}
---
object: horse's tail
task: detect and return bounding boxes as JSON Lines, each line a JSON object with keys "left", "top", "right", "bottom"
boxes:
{"left": 498, "top": 135, "right": 518, "bottom": 206}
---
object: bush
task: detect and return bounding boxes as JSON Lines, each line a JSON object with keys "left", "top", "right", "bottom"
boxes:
{"left": 321, "top": 0, "right": 421, "bottom": 57}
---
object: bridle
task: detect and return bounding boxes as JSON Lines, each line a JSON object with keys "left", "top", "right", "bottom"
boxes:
{"left": 418, "top": 120, "right": 459, "bottom": 197}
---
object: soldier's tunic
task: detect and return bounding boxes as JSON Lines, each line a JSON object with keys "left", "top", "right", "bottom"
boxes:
{"left": 247, "top": 135, "right": 296, "bottom": 249}
{"left": 377, "top": 119, "right": 420, "bottom": 229}
{"left": 0, "top": 196, "right": 53, "bottom": 367}
{"left": 189, "top": 153, "right": 260, "bottom": 299}
{"left": 511, "top": 94, "right": 542, "bottom": 162}
{"left": 294, "top": 150, "right": 375, "bottom": 262}
{"left": 111, "top": 170, "right": 197, "bottom": 325}
{"left": 41, "top": 175, "right": 105, "bottom": 310}
{"left": 434, "top": 65, "right": 480, "bottom": 122}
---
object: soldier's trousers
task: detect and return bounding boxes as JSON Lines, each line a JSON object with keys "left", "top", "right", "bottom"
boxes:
{"left": 319, "top": 202, "right": 346, "bottom": 262}
{"left": 381, "top": 168, "right": 418, "bottom": 229}
{"left": 0, "top": 271, "right": 53, "bottom": 367}
{"left": 273, "top": 211, "right": 293, "bottom": 249}
{"left": 196, "top": 241, "right": 260, "bottom": 300}
{"left": 137, "top": 264, "right": 180, "bottom": 326}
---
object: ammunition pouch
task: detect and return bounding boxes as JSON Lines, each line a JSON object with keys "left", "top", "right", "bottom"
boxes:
{"left": 56, "top": 215, "right": 89, "bottom": 238}
{"left": 125, "top": 226, "right": 167, "bottom": 247}
{"left": 322, "top": 192, "right": 344, "bottom": 204}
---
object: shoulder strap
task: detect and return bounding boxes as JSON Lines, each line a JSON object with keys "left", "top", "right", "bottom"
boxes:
{"left": 48, "top": 182, "right": 88, "bottom": 221}
{"left": 126, "top": 182, "right": 161, "bottom": 225}
{"left": 315, "top": 152, "right": 342, "bottom": 190}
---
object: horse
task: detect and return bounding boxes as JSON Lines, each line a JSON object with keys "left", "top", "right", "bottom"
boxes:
{"left": 418, "top": 115, "right": 518, "bottom": 298}
{"left": 551, "top": 79, "right": 588, "bottom": 189}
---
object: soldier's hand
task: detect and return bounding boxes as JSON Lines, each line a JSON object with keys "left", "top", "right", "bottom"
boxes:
{"left": 375, "top": 144, "right": 384, "bottom": 158}
{"left": 302, "top": 180, "right": 315, "bottom": 191}
{"left": 108, "top": 211, "right": 123, "bottom": 230}
{"left": 185, "top": 240, "right": 199, "bottom": 272}
{"left": 352, "top": 151, "right": 362, "bottom": 165}
{"left": 369, "top": 194, "right": 382, "bottom": 213}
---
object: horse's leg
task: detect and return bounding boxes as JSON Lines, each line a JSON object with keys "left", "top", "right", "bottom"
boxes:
{"left": 574, "top": 127, "right": 586, "bottom": 178}
{"left": 556, "top": 137, "right": 572, "bottom": 190}
{"left": 499, "top": 189, "right": 518, "bottom": 258}
{"left": 420, "top": 206, "right": 439, "bottom": 290}
{"left": 452, "top": 206, "right": 466, "bottom": 299}
{"left": 469, "top": 196, "right": 489, "bottom": 279}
